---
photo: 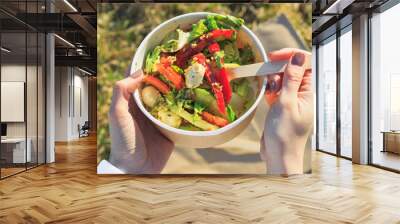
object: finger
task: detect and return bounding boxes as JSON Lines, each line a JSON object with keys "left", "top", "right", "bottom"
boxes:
{"left": 298, "top": 70, "right": 312, "bottom": 93}
{"left": 268, "top": 48, "right": 310, "bottom": 62}
{"left": 126, "top": 70, "right": 144, "bottom": 94}
{"left": 114, "top": 69, "right": 144, "bottom": 100}
{"left": 110, "top": 70, "right": 143, "bottom": 119}
{"left": 264, "top": 73, "right": 282, "bottom": 105}
{"left": 281, "top": 52, "right": 306, "bottom": 97}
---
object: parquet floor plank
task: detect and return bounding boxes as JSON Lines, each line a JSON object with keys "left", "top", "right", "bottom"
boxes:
{"left": 0, "top": 135, "right": 400, "bottom": 223}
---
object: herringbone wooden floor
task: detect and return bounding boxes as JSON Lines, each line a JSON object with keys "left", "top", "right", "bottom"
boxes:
{"left": 1, "top": 135, "right": 400, "bottom": 224}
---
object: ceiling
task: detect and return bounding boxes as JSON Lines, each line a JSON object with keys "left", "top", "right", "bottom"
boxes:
{"left": 0, "top": 0, "right": 97, "bottom": 75}
{"left": 312, "top": 0, "right": 390, "bottom": 44}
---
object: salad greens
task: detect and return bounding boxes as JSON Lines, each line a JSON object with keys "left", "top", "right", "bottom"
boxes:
{"left": 161, "top": 29, "right": 190, "bottom": 53}
{"left": 142, "top": 13, "right": 256, "bottom": 131}
{"left": 223, "top": 42, "right": 240, "bottom": 64}
{"left": 189, "top": 19, "right": 208, "bottom": 42}
{"left": 144, "top": 46, "right": 161, "bottom": 73}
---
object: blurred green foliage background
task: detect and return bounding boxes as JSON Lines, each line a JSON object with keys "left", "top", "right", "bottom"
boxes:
{"left": 97, "top": 3, "right": 312, "bottom": 162}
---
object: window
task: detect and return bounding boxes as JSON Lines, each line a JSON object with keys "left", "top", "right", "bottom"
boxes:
{"left": 312, "top": 45, "right": 317, "bottom": 150}
{"left": 317, "top": 36, "right": 337, "bottom": 154}
{"left": 370, "top": 3, "right": 400, "bottom": 171}
{"left": 0, "top": 1, "right": 47, "bottom": 179}
{"left": 339, "top": 27, "right": 352, "bottom": 158}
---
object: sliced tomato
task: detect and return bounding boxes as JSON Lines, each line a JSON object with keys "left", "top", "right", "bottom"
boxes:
{"left": 208, "top": 42, "right": 220, "bottom": 54}
{"left": 156, "top": 64, "right": 184, "bottom": 90}
{"left": 192, "top": 53, "right": 207, "bottom": 64}
{"left": 201, "top": 111, "right": 229, "bottom": 127}
{"left": 143, "top": 76, "right": 170, "bottom": 94}
{"left": 209, "top": 29, "right": 235, "bottom": 41}
{"left": 216, "top": 68, "right": 232, "bottom": 103}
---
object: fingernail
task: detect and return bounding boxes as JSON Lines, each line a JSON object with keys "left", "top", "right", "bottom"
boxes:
{"left": 270, "top": 80, "right": 277, "bottom": 92}
{"left": 291, "top": 52, "right": 305, "bottom": 66}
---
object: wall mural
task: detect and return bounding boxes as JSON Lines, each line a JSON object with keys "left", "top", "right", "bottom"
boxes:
{"left": 97, "top": 3, "right": 313, "bottom": 175}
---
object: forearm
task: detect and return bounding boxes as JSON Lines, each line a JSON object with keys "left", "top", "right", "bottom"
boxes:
{"left": 109, "top": 111, "right": 173, "bottom": 174}
{"left": 109, "top": 114, "right": 148, "bottom": 173}
{"left": 262, "top": 134, "right": 305, "bottom": 175}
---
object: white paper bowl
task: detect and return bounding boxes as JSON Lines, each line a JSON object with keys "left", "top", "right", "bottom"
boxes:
{"left": 131, "top": 12, "right": 267, "bottom": 148}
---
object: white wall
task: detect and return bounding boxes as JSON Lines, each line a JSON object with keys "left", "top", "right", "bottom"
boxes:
{"left": 54, "top": 67, "right": 69, "bottom": 141}
{"left": 1, "top": 63, "right": 46, "bottom": 164}
{"left": 71, "top": 73, "right": 89, "bottom": 138}
{"left": 54, "top": 66, "right": 89, "bottom": 141}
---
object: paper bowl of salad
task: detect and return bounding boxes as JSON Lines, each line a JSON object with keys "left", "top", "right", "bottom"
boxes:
{"left": 131, "top": 12, "right": 267, "bottom": 148}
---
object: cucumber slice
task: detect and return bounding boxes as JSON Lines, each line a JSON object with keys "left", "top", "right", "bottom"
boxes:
{"left": 193, "top": 88, "right": 224, "bottom": 117}
{"left": 169, "top": 105, "right": 218, "bottom": 131}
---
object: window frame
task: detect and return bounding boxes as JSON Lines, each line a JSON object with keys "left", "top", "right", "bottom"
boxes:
{"left": 0, "top": 0, "right": 48, "bottom": 180}
{"left": 314, "top": 23, "right": 353, "bottom": 161}
{"left": 367, "top": 1, "right": 400, "bottom": 173}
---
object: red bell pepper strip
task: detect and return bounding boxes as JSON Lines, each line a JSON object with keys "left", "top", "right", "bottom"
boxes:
{"left": 206, "top": 44, "right": 231, "bottom": 103}
{"left": 201, "top": 111, "right": 229, "bottom": 127}
{"left": 192, "top": 53, "right": 226, "bottom": 115}
{"left": 156, "top": 63, "right": 184, "bottom": 90}
{"left": 193, "top": 53, "right": 217, "bottom": 85}
{"left": 192, "top": 53, "right": 213, "bottom": 82}
{"left": 208, "top": 42, "right": 220, "bottom": 54}
{"left": 216, "top": 68, "right": 232, "bottom": 103}
{"left": 212, "top": 83, "right": 226, "bottom": 115}
{"left": 143, "top": 76, "right": 170, "bottom": 94}
{"left": 208, "top": 29, "right": 236, "bottom": 41}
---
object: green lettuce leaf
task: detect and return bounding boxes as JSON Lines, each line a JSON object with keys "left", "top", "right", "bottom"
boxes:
{"left": 240, "top": 46, "right": 254, "bottom": 65}
{"left": 189, "top": 19, "right": 208, "bottom": 42}
{"left": 236, "top": 79, "right": 250, "bottom": 98}
{"left": 161, "top": 29, "right": 189, "bottom": 53}
{"left": 214, "top": 14, "right": 244, "bottom": 30}
{"left": 214, "top": 51, "right": 224, "bottom": 68}
{"left": 145, "top": 46, "right": 161, "bottom": 73}
{"left": 193, "top": 101, "right": 206, "bottom": 122}
{"left": 223, "top": 42, "right": 240, "bottom": 64}
{"left": 227, "top": 105, "right": 236, "bottom": 122}
{"left": 205, "top": 15, "right": 219, "bottom": 30}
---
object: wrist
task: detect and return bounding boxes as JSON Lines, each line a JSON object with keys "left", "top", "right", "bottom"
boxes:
{"left": 109, "top": 118, "right": 148, "bottom": 173}
{"left": 265, "top": 139, "right": 305, "bottom": 175}
{"left": 109, "top": 151, "right": 139, "bottom": 173}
